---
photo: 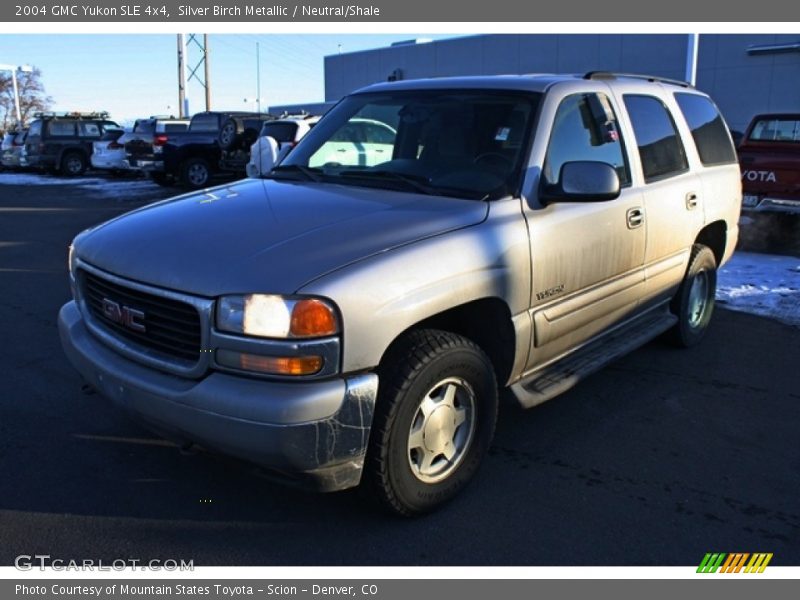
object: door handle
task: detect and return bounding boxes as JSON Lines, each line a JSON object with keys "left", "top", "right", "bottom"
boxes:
{"left": 626, "top": 207, "right": 644, "bottom": 229}
{"left": 686, "top": 192, "right": 699, "bottom": 210}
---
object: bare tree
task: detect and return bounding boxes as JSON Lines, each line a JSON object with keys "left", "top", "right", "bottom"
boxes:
{"left": 0, "top": 66, "right": 53, "bottom": 131}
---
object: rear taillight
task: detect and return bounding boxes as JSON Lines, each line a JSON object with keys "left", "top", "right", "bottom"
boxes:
{"left": 153, "top": 135, "right": 168, "bottom": 146}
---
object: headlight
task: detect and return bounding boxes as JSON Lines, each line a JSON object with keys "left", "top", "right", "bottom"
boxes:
{"left": 216, "top": 294, "right": 339, "bottom": 339}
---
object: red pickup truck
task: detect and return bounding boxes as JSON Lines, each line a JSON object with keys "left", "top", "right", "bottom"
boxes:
{"left": 738, "top": 113, "right": 800, "bottom": 213}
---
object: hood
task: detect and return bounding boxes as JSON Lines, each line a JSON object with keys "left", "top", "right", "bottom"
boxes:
{"left": 75, "top": 178, "right": 488, "bottom": 296}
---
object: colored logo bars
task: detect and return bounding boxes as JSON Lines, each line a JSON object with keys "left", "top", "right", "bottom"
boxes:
{"left": 697, "top": 553, "right": 773, "bottom": 573}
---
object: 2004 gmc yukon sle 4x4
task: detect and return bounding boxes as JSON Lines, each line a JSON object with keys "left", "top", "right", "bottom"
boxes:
{"left": 59, "top": 73, "right": 741, "bottom": 515}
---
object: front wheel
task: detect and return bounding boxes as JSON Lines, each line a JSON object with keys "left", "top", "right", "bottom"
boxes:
{"left": 365, "top": 329, "right": 498, "bottom": 516}
{"left": 668, "top": 244, "right": 717, "bottom": 347}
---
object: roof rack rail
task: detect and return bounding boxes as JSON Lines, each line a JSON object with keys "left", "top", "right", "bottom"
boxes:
{"left": 583, "top": 71, "right": 691, "bottom": 88}
{"left": 33, "top": 111, "right": 110, "bottom": 119}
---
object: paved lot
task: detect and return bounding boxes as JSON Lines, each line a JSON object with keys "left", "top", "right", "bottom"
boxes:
{"left": 0, "top": 173, "right": 798, "bottom": 566}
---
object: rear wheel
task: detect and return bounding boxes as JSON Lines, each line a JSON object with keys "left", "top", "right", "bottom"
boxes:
{"left": 60, "top": 152, "right": 87, "bottom": 176}
{"left": 366, "top": 329, "right": 498, "bottom": 516}
{"left": 668, "top": 244, "right": 717, "bottom": 347}
{"left": 180, "top": 158, "right": 211, "bottom": 189}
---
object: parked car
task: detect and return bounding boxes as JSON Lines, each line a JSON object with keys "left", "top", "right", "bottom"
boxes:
{"left": 128, "top": 111, "right": 273, "bottom": 188}
{"left": 59, "top": 73, "right": 740, "bottom": 515}
{"left": 90, "top": 128, "right": 128, "bottom": 174}
{"left": 123, "top": 117, "right": 190, "bottom": 185}
{"left": 23, "top": 112, "right": 121, "bottom": 176}
{"left": 1, "top": 128, "right": 27, "bottom": 170}
{"left": 245, "top": 115, "right": 320, "bottom": 177}
{"left": 738, "top": 113, "right": 800, "bottom": 213}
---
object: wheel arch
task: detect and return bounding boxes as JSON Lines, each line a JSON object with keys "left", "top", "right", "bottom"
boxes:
{"left": 695, "top": 220, "right": 727, "bottom": 266}
{"left": 379, "top": 297, "right": 518, "bottom": 387}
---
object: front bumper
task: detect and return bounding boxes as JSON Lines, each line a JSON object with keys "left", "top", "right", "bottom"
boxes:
{"left": 58, "top": 301, "right": 378, "bottom": 492}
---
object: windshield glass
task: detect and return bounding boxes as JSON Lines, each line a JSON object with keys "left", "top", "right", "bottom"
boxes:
{"left": 277, "top": 90, "right": 540, "bottom": 200}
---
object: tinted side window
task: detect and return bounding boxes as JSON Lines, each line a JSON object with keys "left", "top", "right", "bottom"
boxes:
{"left": 162, "top": 122, "right": 189, "bottom": 133}
{"left": 674, "top": 93, "right": 737, "bottom": 165}
{"left": 623, "top": 95, "right": 688, "bottom": 182}
{"left": 544, "top": 93, "right": 630, "bottom": 186}
{"left": 47, "top": 121, "right": 76, "bottom": 136}
{"left": 260, "top": 122, "right": 299, "bottom": 143}
{"left": 189, "top": 114, "right": 219, "bottom": 132}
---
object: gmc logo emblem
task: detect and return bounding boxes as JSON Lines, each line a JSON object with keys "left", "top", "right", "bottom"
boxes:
{"left": 101, "top": 298, "right": 146, "bottom": 332}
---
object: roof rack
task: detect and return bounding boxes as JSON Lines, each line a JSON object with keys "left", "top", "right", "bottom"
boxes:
{"left": 583, "top": 71, "right": 691, "bottom": 88}
{"left": 33, "top": 111, "right": 110, "bottom": 119}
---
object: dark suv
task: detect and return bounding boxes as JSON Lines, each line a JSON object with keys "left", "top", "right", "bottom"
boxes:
{"left": 23, "top": 112, "right": 121, "bottom": 176}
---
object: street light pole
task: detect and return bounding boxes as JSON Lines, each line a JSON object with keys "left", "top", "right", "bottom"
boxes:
{"left": 0, "top": 64, "right": 32, "bottom": 124}
{"left": 10, "top": 68, "right": 20, "bottom": 122}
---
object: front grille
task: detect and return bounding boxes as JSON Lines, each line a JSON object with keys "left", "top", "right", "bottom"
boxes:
{"left": 80, "top": 269, "right": 202, "bottom": 363}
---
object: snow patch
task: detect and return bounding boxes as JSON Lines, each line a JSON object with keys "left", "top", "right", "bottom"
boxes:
{"left": 717, "top": 252, "right": 800, "bottom": 328}
{"left": 0, "top": 172, "right": 162, "bottom": 199}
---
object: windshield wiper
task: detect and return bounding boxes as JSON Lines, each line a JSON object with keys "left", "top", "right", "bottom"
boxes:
{"left": 269, "top": 164, "right": 323, "bottom": 182}
{"left": 339, "top": 169, "right": 437, "bottom": 195}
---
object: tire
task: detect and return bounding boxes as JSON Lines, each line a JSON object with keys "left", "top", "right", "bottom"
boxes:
{"left": 180, "top": 158, "right": 211, "bottom": 189}
{"left": 668, "top": 244, "right": 717, "bottom": 347}
{"left": 150, "top": 172, "right": 175, "bottom": 187}
{"left": 218, "top": 119, "right": 239, "bottom": 150}
{"left": 60, "top": 152, "right": 87, "bottom": 176}
{"left": 366, "top": 329, "right": 498, "bottom": 516}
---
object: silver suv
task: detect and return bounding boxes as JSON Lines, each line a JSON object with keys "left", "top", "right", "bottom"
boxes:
{"left": 59, "top": 73, "right": 741, "bottom": 515}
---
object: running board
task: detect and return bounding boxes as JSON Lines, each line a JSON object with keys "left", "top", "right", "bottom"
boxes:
{"left": 511, "top": 307, "right": 678, "bottom": 409}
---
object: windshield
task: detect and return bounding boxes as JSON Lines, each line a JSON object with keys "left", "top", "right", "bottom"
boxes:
{"left": 277, "top": 90, "right": 540, "bottom": 200}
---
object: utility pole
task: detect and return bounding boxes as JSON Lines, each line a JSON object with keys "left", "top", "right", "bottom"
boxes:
{"left": 203, "top": 33, "right": 211, "bottom": 111}
{"left": 181, "top": 34, "right": 210, "bottom": 113}
{"left": 177, "top": 34, "right": 186, "bottom": 117}
{"left": 256, "top": 41, "right": 261, "bottom": 114}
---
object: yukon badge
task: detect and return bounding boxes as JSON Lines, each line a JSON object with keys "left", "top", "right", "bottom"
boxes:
{"left": 101, "top": 298, "right": 146, "bottom": 332}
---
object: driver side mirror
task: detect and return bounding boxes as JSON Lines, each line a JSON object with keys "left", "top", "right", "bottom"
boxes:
{"left": 540, "top": 161, "right": 621, "bottom": 203}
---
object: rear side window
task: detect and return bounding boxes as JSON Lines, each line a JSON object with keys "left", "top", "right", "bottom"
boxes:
{"left": 674, "top": 93, "right": 737, "bottom": 165}
{"left": 544, "top": 92, "right": 631, "bottom": 187}
{"left": 28, "top": 121, "right": 42, "bottom": 136}
{"left": 79, "top": 122, "right": 101, "bottom": 137}
{"left": 748, "top": 118, "right": 800, "bottom": 142}
{"left": 189, "top": 114, "right": 218, "bottom": 132}
{"left": 623, "top": 95, "right": 688, "bottom": 182}
{"left": 47, "top": 121, "right": 76, "bottom": 136}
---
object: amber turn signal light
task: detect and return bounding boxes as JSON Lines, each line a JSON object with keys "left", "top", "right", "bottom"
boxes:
{"left": 290, "top": 299, "right": 338, "bottom": 337}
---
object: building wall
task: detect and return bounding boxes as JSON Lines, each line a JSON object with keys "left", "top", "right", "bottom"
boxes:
{"left": 323, "top": 34, "right": 800, "bottom": 132}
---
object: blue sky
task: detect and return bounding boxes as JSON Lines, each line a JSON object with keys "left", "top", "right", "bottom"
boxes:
{"left": 0, "top": 34, "right": 455, "bottom": 123}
